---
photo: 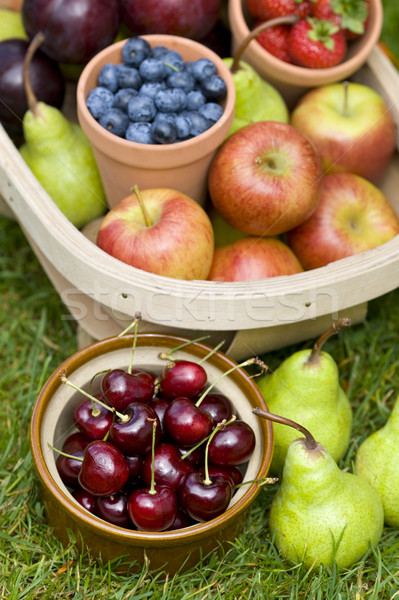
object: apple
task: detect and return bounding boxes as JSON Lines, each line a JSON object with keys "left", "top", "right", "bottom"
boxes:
{"left": 96, "top": 187, "right": 215, "bottom": 280}
{"left": 207, "top": 237, "right": 303, "bottom": 282}
{"left": 290, "top": 81, "right": 396, "bottom": 185}
{"left": 208, "top": 120, "right": 322, "bottom": 237}
{"left": 285, "top": 172, "right": 399, "bottom": 270}
{"left": 120, "top": 0, "right": 223, "bottom": 41}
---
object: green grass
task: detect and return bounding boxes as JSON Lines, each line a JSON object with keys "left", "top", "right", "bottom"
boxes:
{"left": 2, "top": 213, "right": 399, "bottom": 599}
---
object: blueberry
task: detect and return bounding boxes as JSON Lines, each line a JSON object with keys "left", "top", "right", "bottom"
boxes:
{"left": 86, "top": 86, "right": 114, "bottom": 119}
{"left": 112, "top": 88, "right": 138, "bottom": 112}
{"left": 139, "top": 81, "right": 166, "bottom": 100}
{"left": 151, "top": 118, "right": 178, "bottom": 144}
{"left": 183, "top": 111, "right": 213, "bottom": 136}
{"left": 150, "top": 45, "right": 168, "bottom": 59}
{"left": 125, "top": 122, "right": 154, "bottom": 144}
{"left": 199, "top": 102, "right": 223, "bottom": 123}
{"left": 162, "top": 50, "right": 184, "bottom": 75}
{"left": 98, "top": 63, "right": 119, "bottom": 92}
{"left": 139, "top": 58, "right": 166, "bottom": 82}
{"left": 122, "top": 37, "right": 151, "bottom": 68}
{"left": 155, "top": 88, "right": 187, "bottom": 113}
{"left": 117, "top": 64, "right": 142, "bottom": 90}
{"left": 127, "top": 94, "right": 156, "bottom": 122}
{"left": 186, "top": 90, "right": 206, "bottom": 111}
{"left": 99, "top": 108, "right": 130, "bottom": 137}
{"left": 200, "top": 74, "right": 227, "bottom": 101}
{"left": 174, "top": 113, "right": 191, "bottom": 140}
{"left": 167, "top": 70, "right": 195, "bottom": 94}
{"left": 190, "top": 58, "right": 217, "bottom": 81}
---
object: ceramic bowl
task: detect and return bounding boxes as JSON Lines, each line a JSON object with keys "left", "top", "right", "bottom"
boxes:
{"left": 76, "top": 35, "right": 236, "bottom": 209}
{"left": 30, "top": 333, "right": 273, "bottom": 573}
{"left": 228, "top": 0, "right": 383, "bottom": 105}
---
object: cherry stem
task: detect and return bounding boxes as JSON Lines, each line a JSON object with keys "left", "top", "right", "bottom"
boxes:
{"left": 132, "top": 184, "right": 152, "bottom": 227}
{"left": 235, "top": 476, "right": 279, "bottom": 489}
{"left": 59, "top": 371, "right": 129, "bottom": 423}
{"left": 148, "top": 418, "right": 158, "bottom": 495}
{"left": 127, "top": 314, "right": 142, "bottom": 375}
{"left": 23, "top": 31, "right": 46, "bottom": 116}
{"left": 117, "top": 311, "right": 142, "bottom": 338}
{"left": 195, "top": 357, "right": 266, "bottom": 408}
{"left": 307, "top": 317, "right": 351, "bottom": 364}
{"left": 48, "top": 443, "right": 83, "bottom": 462}
{"left": 230, "top": 15, "right": 298, "bottom": 73}
{"left": 203, "top": 416, "right": 236, "bottom": 485}
{"left": 197, "top": 340, "right": 225, "bottom": 365}
{"left": 158, "top": 335, "right": 210, "bottom": 361}
{"left": 253, "top": 408, "right": 318, "bottom": 450}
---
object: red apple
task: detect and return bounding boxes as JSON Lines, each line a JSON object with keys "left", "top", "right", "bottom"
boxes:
{"left": 291, "top": 81, "right": 396, "bottom": 184}
{"left": 208, "top": 121, "right": 322, "bottom": 237}
{"left": 97, "top": 187, "right": 214, "bottom": 280}
{"left": 207, "top": 237, "right": 303, "bottom": 282}
{"left": 120, "top": 0, "right": 223, "bottom": 41}
{"left": 286, "top": 172, "right": 399, "bottom": 270}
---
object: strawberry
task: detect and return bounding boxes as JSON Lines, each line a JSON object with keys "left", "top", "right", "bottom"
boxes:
{"left": 255, "top": 21, "right": 293, "bottom": 63}
{"left": 247, "top": 0, "right": 312, "bottom": 22}
{"left": 288, "top": 17, "right": 347, "bottom": 68}
{"left": 311, "top": 0, "right": 369, "bottom": 40}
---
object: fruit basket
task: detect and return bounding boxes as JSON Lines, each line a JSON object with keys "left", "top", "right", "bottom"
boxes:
{"left": 1, "top": 7, "right": 399, "bottom": 359}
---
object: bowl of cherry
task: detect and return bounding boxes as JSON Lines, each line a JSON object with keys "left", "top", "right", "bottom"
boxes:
{"left": 30, "top": 329, "right": 273, "bottom": 573}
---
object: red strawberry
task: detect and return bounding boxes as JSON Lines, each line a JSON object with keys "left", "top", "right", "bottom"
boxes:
{"left": 288, "top": 17, "right": 347, "bottom": 68}
{"left": 247, "top": 0, "right": 312, "bottom": 21}
{"left": 255, "top": 21, "right": 293, "bottom": 63}
{"left": 311, "top": 0, "right": 369, "bottom": 40}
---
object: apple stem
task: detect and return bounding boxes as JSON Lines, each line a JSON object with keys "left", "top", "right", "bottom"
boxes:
{"left": 23, "top": 31, "right": 46, "bottom": 117}
{"left": 230, "top": 15, "right": 298, "bottom": 73}
{"left": 59, "top": 371, "right": 129, "bottom": 422}
{"left": 203, "top": 416, "right": 237, "bottom": 485}
{"left": 148, "top": 418, "right": 158, "bottom": 495}
{"left": 195, "top": 357, "right": 267, "bottom": 408}
{"left": 253, "top": 408, "right": 318, "bottom": 450}
{"left": 47, "top": 443, "right": 84, "bottom": 463}
{"left": 158, "top": 335, "right": 210, "bottom": 361}
{"left": 132, "top": 184, "right": 152, "bottom": 227}
{"left": 306, "top": 317, "right": 352, "bottom": 364}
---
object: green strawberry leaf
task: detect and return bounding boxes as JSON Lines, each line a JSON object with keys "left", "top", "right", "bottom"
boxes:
{"left": 330, "top": 0, "right": 368, "bottom": 33}
{"left": 307, "top": 17, "right": 340, "bottom": 51}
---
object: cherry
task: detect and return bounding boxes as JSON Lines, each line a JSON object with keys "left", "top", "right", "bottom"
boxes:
{"left": 158, "top": 359, "right": 207, "bottom": 400}
{"left": 125, "top": 455, "right": 143, "bottom": 486}
{"left": 56, "top": 450, "right": 84, "bottom": 488}
{"left": 164, "top": 397, "right": 213, "bottom": 447}
{"left": 141, "top": 443, "right": 194, "bottom": 490}
{"left": 73, "top": 397, "right": 113, "bottom": 441}
{"left": 101, "top": 368, "right": 155, "bottom": 412}
{"left": 198, "top": 392, "right": 234, "bottom": 426}
{"left": 148, "top": 395, "right": 170, "bottom": 438}
{"left": 94, "top": 492, "right": 131, "bottom": 528}
{"left": 208, "top": 421, "right": 256, "bottom": 466}
{"left": 166, "top": 508, "right": 195, "bottom": 530}
{"left": 178, "top": 445, "right": 205, "bottom": 469}
{"left": 78, "top": 440, "right": 130, "bottom": 497}
{"left": 109, "top": 402, "right": 161, "bottom": 457}
{"left": 178, "top": 471, "right": 233, "bottom": 522}
{"left": 62, "top": 432, "right": 90, "bottom": 454}
{"left": 72, "top": 489, "right": 96, "bottom": 513}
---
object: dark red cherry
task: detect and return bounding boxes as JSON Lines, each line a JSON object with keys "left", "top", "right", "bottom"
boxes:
{"left": 78, "top": 440, "right": 130, "bottom": 496}
{"left": 94, "top": 492, "right": 131, "bottom": 528}
{"left": 159, "top": 360, "right": 207, "bottom": 400}
{"left": 164, "top": 397, "right": 213, "bottom": 447}
{"left": 208, "top": 421, "right": 256, "bottom": 466}
{"left": 127, "top": 485, "right": 178, "bottom": 531}
{"left": 109, "top": 402, "right": 161, "bottom": 457}
{"left": 148, "top": 395, "right": 170, "bottom": 438}
{"left": 178, "top": 472, "right": 233, "bottom": 522}
{"left": 102, "top": 368, "right": 155, "bottom": 412}
{"left": 62, "top": 432, "right": 90, "bottom": 454}
{"left": 141, "top": 443, "right": 194, "bottom": 490}
{"left": 178, "top": 445, "right": 205, "bottom": 469}
{"left": 199, "top": 464, "right": 243, "bottom": 487}
{"left": 166, "top": 508, "right": 195, "bottom": 530}
{"left": 125, "top": 455, "right": 143, "bottom": 486}
{"left": 72, "top": 488, "right": 96, "bottom": 513}
{"left": 56, "top": 450, "right": 84, "bottom": 488}
{"left": 198, "top": 393, "right": 234, "bottom": 426}
{"left": 73, "top": 398, "right": 113, "bottom": 441}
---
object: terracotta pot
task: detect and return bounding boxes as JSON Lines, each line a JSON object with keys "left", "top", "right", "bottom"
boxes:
{"left": 30, "top": 333, "right": 273, "bottom": 573}
{"left": 76, "top": 35, "right": 236, "bottom": 209}
{"left": 228, "top": 0, "right": 383, "bottom": 105}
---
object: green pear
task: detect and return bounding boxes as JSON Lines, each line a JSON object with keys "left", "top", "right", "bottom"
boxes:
{"left": 356, "top": 397, "right": 399, "bottom": 527}
{"left": 208, "top": 206, "right": 247, "bottom": 247}
{"left": 254, "top": 409, "right": 384, "bottom": 569}
{"left": 222, "top": 58, "right": 289, "bottom": 137}
{"left": 0, "top": 9, "right": 27, "bottom": 41}
{"left": 257, "top": 319, "right": 353, "bottom": 475}
{"left": 19, "top": 32, "right": 106, "bottom": 229}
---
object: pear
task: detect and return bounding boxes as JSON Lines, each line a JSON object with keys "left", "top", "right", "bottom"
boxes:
{"left": 19, "top": 32, "right": 106, "bottom": 229}
{"left": 356, "top": 397, "right": 399, "bottom": 527}
{"left": 257, "top": 318, "right": 353, "bottom": 475}
{"left": 0, "top": 9, "right": 27, "bottom": 41}
{"left": 254, "top": 409, "right": 384, "bottom": 569}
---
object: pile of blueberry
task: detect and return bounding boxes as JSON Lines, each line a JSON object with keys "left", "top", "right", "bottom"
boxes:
{"left": 55, "top": 352, "right": 256, "bottom": 532}
{"left": 86, "top": 37, "right": 228, "bottom": 145}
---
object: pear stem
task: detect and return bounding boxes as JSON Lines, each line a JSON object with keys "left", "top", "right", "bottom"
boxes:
{"left": 253, "top": 408, "right": 318, "bottom": 450}
{"left": 307, "top": 317, "right": 352, "bottom": 364}
{"left": 230, "top": 15, "right": 298, "bottom": 73}
{"left": 23, "top": 31, "right": 46, "bottom": 116}
{"left": 132, "top": 184, "right": 152, "bottom": 227}
{"left": 342, "top": 80, "right": 350, "bottom": 118}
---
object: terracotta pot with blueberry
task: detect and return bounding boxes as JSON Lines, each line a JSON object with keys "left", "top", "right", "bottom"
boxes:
{"left": 76, "top": 35, "right": 235, "bottom": 209}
